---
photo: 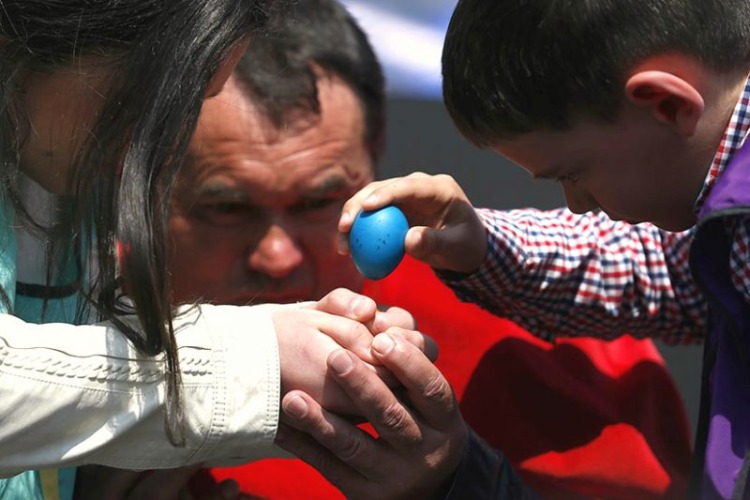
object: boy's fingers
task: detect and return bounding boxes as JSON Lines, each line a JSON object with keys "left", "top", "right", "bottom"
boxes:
{"left": 405, "top": 226, "right": 435, "bottom": 262}
{"left": 406, "top": 221, "right": 486, "bottom": 274}
{"left": 339, "top": 180, "right": 391, "bottom": 232}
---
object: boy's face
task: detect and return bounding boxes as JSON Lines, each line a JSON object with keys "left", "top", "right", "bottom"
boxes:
{"left": 492, "top": 107, "right": 711, "bottom": 232}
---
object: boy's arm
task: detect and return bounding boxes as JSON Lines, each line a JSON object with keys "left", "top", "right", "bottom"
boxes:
{"left": 440, "top": 207, "right": 706, "bottom": 343}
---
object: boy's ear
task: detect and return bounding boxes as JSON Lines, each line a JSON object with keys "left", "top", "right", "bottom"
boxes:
{"left": 624, "top": 70, "right": 705, "bottom": 137}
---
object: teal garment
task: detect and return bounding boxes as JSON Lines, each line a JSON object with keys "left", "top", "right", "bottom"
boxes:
{"left": 0, "top": 471, "right": 39, "bottom": 500}
{"left": 0, "top": 199, "right": 77, "bottom": 500}
{"left": 0, "top": 469, "right": 76, "bottom": 500}
{"left": 0, "top": 196, "right": 16, "bottom": 315}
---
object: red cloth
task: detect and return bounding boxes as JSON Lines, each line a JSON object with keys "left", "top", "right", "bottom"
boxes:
{"left": 198, "top": 256, "right": 692, "bottom": 499}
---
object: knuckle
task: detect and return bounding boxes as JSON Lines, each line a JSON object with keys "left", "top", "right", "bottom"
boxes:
{"left": 380, "top": 401, "right": 412, "bottom": 435}
{"left": 421, "top": 375, "right": 455, "bottom": 408}
{"left": 334, "top": 432, "right": 366, "bottom": 462}
{"left": 435, "top": 173, "right": 455, "bottom": 184}
{"left": 302, "top": 446, "right": 338, "bottom": 473}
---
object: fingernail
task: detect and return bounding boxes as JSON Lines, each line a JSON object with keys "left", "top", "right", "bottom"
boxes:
{"left": 329, "top": 350, "right": 353, "bottom": 375}
{"left": 283, "top": 395, "right": 308, "bottom": 419}
{"left": 340, "top": 211, "right": 351, "bottom": 226}
{"left": 372, "top": 334, "right": 395, "bottom": 355}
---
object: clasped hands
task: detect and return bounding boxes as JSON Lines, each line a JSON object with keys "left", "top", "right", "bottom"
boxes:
{"left": 274, "top": 287, "right": 467, "bottom": 500}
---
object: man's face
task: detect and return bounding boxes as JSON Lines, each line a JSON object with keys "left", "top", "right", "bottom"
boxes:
{"left": 169, "top": 74, "right": 374, "bottom": 305}
{"left": 492, "top": 105, "right": 710, "bottom": 232}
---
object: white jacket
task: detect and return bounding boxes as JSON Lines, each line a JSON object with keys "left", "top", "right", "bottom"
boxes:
{"left": 0, "top": 177, "right": 285, "bottom": 477}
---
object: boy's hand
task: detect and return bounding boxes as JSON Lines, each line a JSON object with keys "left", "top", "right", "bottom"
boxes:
{"left": 338, "top": 173, "right": 487, "bottom": 274}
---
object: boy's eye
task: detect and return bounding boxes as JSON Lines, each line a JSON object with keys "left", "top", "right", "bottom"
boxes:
{"left": 558, "top": 172, "right": 581, "bottom": 184}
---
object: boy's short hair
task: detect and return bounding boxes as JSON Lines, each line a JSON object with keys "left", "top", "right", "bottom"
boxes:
{"left": 442, "top": 0, "right": 750, "bottom": 146}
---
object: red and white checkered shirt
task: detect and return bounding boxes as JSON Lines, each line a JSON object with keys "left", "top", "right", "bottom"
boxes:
{"left": 444, "top": 76, "right": 750, "bottom": 345}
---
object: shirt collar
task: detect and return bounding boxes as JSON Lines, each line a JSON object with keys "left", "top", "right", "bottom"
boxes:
{"left": 694, "top": 74, "right": 750, "bottom": 213}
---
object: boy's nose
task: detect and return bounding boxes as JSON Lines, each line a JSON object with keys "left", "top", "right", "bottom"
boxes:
{"left": 561, "top": 184, "right": 599, "bottom": 214}
{"left": 248, "top": 224, "right": 304, "bottom": 278}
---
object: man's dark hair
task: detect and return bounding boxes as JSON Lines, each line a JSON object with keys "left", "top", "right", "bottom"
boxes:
{"left": 233, "top": 0, "right": 387, "bottom": 164}
{"left": 0, "top": 0, "right": 271, "bottom": 445}
{"left": 442, "top": 0, "right": 750, "bottom": 146}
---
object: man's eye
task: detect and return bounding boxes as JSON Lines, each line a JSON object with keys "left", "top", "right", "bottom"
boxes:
{"left": 302, "top": 198, "right": 336, "bottom": 210}
{"left": 192, "top": 201, "right": 256, "bottom": 226}
{"left": 212, "top": 202, "right": 246, "bottom": 214}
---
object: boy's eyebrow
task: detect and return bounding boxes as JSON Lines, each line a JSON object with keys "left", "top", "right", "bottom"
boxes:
{"left": 532, "top": 164, "right": 563, "bottom": 180}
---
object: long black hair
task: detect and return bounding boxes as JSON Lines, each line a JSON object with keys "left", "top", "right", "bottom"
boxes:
{"left": 0, "top": 0, "right": 271, "bottom": 445}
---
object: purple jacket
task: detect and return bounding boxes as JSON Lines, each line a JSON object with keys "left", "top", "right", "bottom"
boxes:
{"left": 690, "top": 140, "right": 750, "bottom": 499}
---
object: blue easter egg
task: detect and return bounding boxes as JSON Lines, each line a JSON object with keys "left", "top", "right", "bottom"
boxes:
{"left": 349, "top": 206, "right": 409, "bottom": 280}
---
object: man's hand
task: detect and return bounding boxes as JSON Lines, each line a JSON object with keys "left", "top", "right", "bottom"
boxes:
{"left": 275, "top": 328, "right": 467, "bottom": 499}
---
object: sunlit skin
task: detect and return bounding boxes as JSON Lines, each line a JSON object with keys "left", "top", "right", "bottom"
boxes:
{"left": 168, "top": 72, "right": 374, "bottom": 305}
{"left": 492, "top": 58, "right": 747, "bottom": 232}
{"left": 18, "top": 38, "right": 250, "bottom": 195}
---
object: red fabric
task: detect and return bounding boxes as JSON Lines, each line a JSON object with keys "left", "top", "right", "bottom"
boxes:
{"left": 198, "top": 256, "right": 692, "bottom": 499}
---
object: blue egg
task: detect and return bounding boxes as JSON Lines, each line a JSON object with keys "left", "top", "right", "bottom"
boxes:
{"left": 349, "top": 205, "right": 409, "bottom": 280}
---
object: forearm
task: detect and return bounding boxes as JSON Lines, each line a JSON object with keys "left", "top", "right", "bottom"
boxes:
{"left": 440, "top": 208, "right": 706, "bottom": 343}
{"left": 0, "top": 304, "right": 285, "bottom": 475}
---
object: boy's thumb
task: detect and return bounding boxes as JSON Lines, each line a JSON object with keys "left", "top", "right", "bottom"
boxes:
{"left": 406, "top": 225, "right": 484, "bottom": 273}
{"left": 405, "top": 226, "right": 434, "bottom": 262}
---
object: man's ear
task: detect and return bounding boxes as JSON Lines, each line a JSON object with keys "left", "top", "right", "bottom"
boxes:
{"left": 625, "top": 70, "right": 705, "bottom": 137}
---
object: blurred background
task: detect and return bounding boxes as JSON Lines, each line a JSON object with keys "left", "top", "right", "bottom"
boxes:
{"left": 340, "top": 0, "right": 703, "bottom": 436}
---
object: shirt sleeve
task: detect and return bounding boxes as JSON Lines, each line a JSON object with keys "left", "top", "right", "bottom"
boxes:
{"left": 0, "top": 303, "right": 287, "bottom": 475}
{"left": 439, "top": 208, "right": 707, "bottom": 344}
{"left": 443, "top": 428, "right": 539, "bottom": 500}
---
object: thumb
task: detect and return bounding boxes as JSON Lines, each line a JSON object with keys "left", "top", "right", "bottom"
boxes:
{"left": 406, "top": 225, "right": 484, "bottom": 273}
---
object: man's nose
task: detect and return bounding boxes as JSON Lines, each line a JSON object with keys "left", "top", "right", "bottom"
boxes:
{"left": 247, "top": 224, "right": 304, "bottom": 278}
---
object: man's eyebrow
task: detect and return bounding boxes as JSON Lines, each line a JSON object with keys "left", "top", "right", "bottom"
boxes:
{"left": 304, "top": 174, "right": 349, "bottom": 198}
{"left": 195, "top": 183, "right": 248, "bottom": 200}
